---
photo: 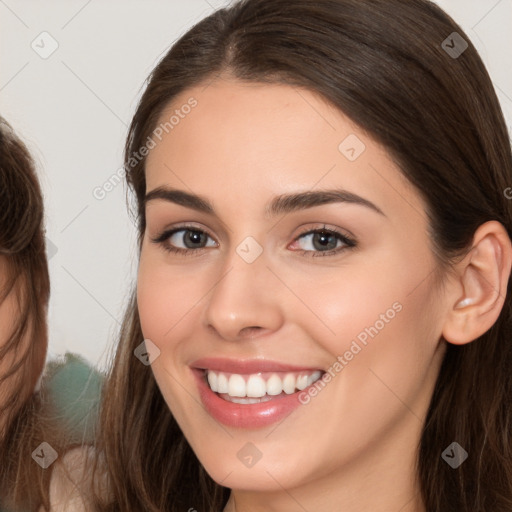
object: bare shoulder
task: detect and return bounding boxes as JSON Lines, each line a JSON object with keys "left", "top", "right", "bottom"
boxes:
{"left": 47, "top": 445, "right": 98, "bottom": 512}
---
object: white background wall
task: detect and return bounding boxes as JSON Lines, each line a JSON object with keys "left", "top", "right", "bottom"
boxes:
{"left": 1, "top": 0, "right": 511, "bottom": 371}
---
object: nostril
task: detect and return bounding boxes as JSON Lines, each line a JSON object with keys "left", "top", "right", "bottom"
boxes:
{"left": 239, "top": 326, "right": 262, "bottom": 338}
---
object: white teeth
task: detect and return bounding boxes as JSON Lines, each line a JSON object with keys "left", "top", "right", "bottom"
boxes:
{"left": 266, "top": 374, "right": 283, "bottom": 395}
{"left": 282, "top": 373, "right": 296, "bottom": 394}
{"left": 246, "top": 375, "right": 267, "bottom": 398}
{"left": 224, "top": 395, "right": 274, "bottom": 404}
{"left": 205, "top": 369, "right": 323, "bottom": 398}
{"left": 308, "top": 371, "right": 322, "bottom": 387}
{"left": 207, "top": 371, "right": 218, "bottom": 392}
{"left": 217, "top": 373, "right": 229, "bottom": 394}
{"left": 296, "top": 374, "right": 309, "bottom": 390}
{"left": 228, "top": 374, "right": 246, "bottom": 397}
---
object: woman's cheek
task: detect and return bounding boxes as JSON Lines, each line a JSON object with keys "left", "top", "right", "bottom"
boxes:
{"left": 137, "top": 259, "right": 199, "bottom": 345}
{"left": 306, "top": 274, "right": 398, "bottom": 346}
{"left": 137, "top": 260, "right": 165, "bottom": 342}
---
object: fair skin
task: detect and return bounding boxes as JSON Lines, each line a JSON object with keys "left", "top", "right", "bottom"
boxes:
{"left": 44, "top": 446, "right": 101, "bottom": 512}
{"left": 137, "top": 77, "right": 511, "bottom": 512}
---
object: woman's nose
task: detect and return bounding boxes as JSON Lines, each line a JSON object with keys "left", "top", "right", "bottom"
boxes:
{"left": 201, "top": 246, "right": 285, "bottom": 343}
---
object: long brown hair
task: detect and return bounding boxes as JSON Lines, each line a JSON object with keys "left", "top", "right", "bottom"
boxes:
{"left": 0, "top": 116, "right": 52, "bottom": 511}
{"left": 93, "top": 0, "right": 512, "bottom": 510}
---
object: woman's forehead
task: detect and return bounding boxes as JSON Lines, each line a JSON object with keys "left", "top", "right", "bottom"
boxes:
{"left": 144, "top": 80, "right": 427, "bottom": 228}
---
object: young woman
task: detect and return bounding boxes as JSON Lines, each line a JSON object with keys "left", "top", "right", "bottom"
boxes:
{"left": 0, "top": 117, "right": 103, "bottom": 512}
{"left": 91, "top": 0, "right": 512, "bottom": 510}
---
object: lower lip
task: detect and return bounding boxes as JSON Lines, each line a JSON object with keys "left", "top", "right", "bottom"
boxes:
{"left": 192, "top": 369, "right": 312, "bottom": 429}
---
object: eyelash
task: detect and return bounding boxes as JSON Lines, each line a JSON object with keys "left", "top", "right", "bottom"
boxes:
{"left": 150, "top": 224, "right": 357, "bottom": 258}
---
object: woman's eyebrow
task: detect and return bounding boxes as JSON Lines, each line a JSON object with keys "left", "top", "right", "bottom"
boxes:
{"left": 144, "top": 186, "right": 386, "bottom": 218}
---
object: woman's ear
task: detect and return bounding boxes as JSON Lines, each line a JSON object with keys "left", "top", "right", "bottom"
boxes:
{"left": 442, "top": 220, "right": 512, "bottom": 345}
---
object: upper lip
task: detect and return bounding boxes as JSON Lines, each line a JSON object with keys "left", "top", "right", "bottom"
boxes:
{"left": 191, "top": 357, "right": 324, "bottom": 374}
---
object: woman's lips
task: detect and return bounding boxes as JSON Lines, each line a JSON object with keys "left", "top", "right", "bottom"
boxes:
{"left": 191, "top": 357, "right": 323, "bottom": 374}
{"left": 191, "top": 359, "right": 325, "bottom": 429}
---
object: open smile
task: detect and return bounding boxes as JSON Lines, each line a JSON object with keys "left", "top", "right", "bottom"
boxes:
{"left": 191, "top": 358, "right": 325, "bottom": 428}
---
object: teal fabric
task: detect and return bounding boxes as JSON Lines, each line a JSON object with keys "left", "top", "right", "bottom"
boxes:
{"left": 0, "top": 353, "right": 104, "bottom": 512}
{"left": 44, "top": 352, "right": 104, "bottom": 445}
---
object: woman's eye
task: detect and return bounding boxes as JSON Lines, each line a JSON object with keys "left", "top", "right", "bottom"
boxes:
{"left": 291, "top": 227, "right": 356, "bottom": 257}
{"left": 151, "top": 227, "right": 217, "bottom": 255}
{"left": 151, "top": 225, "right": 356, "bottom": 258}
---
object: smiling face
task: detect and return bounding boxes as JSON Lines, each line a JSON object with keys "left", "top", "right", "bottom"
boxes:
{"left": 137, "top": 77, "right": 449, "bottom": 503}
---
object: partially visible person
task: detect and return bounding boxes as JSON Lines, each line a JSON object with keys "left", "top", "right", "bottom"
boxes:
{"left": 0, "top": 114, "right": 52, "bottom": 511}
{"left": 0, "top": 116, "right": 103, "bottom": 512}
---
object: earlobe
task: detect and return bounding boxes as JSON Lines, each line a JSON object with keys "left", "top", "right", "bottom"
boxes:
{"left": 442, "top": 221, "right": 512, "bottom": 346}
